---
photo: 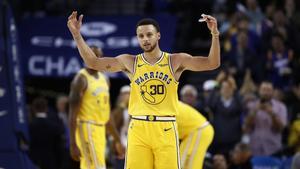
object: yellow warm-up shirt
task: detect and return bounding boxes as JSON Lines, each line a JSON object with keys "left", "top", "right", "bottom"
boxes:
{"left": 177, "top": 101, "right": 208, "bottom": 139}
{"left": 129, "top": 52, "right": 179, "bottom": 116}
{"left": 77, "top": 69, "right": 110, "bottom": 124}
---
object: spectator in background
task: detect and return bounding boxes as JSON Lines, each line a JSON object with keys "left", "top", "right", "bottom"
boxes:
{"left": 285, "top": 0, "right": 296, "bottom": 20}
{"left": 213, "top": 154, "right": 228, "bottom": 169}
{"left": 56, "top": 95, "right": 70, "bottom": 148}
{"left": 221, "top": 13, "right": 239, "bottom": 54}
{"left": 111, "top": 85, "right": 130, "bottom": 169}
{"left": 56, "top": 95, "right": 69, "bottom": 127}
{"left": 225, "top": 30, "right": 260, "bottom": 86}
{"left": 266, "top": 33, "right": 293, "bottom": 90}
{"left": 239, "top": 69, "right": 257, "bottom": 98}
{"left": 112, "top": 85, "right": 131, "bottom": 148}
{"left": 229, "top": 14, "right": 261, "bottom": 58}
{"left": 244, "top": 0, "right": 265, "bottom": 34}
{"left": 180, "top": 83, "right": 213, "bottom": 119}
{"left": 292, "top": 152, "right": 300, "bottom": 169}
{"left": 201, "top": 80, "right": 218, "bottom": 119}
{"left": 209, "top": 76, "right": 243, "bottom": 156}
{"left": 243, "top": 81, "right": 287, "bottom": 156}
{"left": 55, "top": 95, "right": 76, "bottom": 169}
{"left": 230, "top": 143, "right": 253, "bottom": 169}
{"left": 285, "top": 0, "right": 300, "bottom": 41}
{"left": 262, "top": 9, "right": 299, "bottom": 53}
{"left": 180, "top": 84, "right": 202, "bottom": 111}
{"left": 284, "top": 82, "right": 300, "bottom": 122}
{"left": 261, "top": 8, "right": 300, "bottom": 56}
{"left": 239, "top": 70, "right": 258, "bottom": 143}
{"left": 29, "top": 97, "right": 65, "bottom": 169}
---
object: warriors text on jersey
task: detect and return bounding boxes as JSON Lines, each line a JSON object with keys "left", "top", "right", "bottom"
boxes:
{"left": 128, "top": 52, "right": 179, "bottom": 116}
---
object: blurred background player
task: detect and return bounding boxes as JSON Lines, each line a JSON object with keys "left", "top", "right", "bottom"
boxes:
{"left": 177, "top": 101, "right": 214, "bottom": 169}
{"left": 68, "top": 46, "right": 125, "bottom": 169}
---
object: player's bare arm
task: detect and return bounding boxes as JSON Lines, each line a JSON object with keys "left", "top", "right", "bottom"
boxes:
{"left": 171, "top": 14, "right": 220, "bottom": 78}
{"left": 106, "top": 116, "right": 126, "bottom": 159}
{"left": 67, "top": 11, "right": 135, "bottom": 73}
{"left": 68, "top": 73, "right": 87, "bottom": 161}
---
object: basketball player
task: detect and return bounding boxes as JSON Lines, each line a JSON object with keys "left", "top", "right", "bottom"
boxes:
{"left": 177, "top": 101, "right": 214, "bottom": 169}
{"left": 69, "top": 46, "right": 124, "bottom": 169}
{"left": 67, "top": 11, "right": 220, "bottom": 169}
{"left": 112, "top": 88, "right": 214, "bottom": 169}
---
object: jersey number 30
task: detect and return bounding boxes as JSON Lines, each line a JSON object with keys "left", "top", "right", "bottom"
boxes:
{"left": 149, "top": 85, "right": 165, "bottom": 95}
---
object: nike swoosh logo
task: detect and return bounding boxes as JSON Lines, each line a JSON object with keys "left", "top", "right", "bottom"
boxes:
{"left": 137, "top": 64, "right": 146, "bottom": 67}
{"left": 164, "top": 127, "right": 172, "bottom": 131}
{"left": 0, "top": 110, "right": 7, "bottom": 117}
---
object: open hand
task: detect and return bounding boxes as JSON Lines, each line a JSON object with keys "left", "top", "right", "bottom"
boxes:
{"left": 67, "top": 11, "right": 83, "bottom": 38}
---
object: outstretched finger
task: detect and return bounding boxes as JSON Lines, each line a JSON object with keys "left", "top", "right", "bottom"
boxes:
{"left": 199, "top": 13, "right": 208, "bottom": 22}
{"left": 78, "top": 14, "right": 84, "bottom": 24}
{"left": 68, "top": 12, "right": 74, "bottom": 20}
{"left": 68, "top": 11, "right": 76, "bottom": 20}
{"left": 73, "top": 11, "right": 78, "bottom": 20}
{"left": 201, "top": 14, "right": 209, "bottom": 19}
{"left": 202, "top": 14, "right": 214, "bottom": 21}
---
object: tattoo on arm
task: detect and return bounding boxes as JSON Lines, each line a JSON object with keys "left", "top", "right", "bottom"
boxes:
{"left": 106, "top": 64, "right": 111, "bottom": 69}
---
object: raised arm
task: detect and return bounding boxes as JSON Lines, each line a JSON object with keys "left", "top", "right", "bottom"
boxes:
{"left": 67, "top": 11, "right": 134, "bottom": 73}
{"left": 172, "top": 14, "right": 220, "bottom": 73}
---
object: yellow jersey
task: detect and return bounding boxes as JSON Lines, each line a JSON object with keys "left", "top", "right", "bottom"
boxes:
{"left": 77, "top": 69, "right": 110, "bottom": 124}
{"left": 177, "top": 101, "right": 208, "bottom": 139}
{"left": 129, "top": 52, "right": 179, "bottom": 116}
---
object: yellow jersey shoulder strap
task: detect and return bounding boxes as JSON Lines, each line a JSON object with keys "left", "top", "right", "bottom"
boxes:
{"left": 130, "top": 54, "right": 141, "bottom": 78}
{"left": 78, "top": 68, "right": 88, "bottom": 77}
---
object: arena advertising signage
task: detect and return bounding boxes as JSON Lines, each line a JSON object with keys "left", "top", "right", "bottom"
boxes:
{"left": 19, "top": 15, "right": 176, "bottom": 78}
{"left": 6, "top": 3, "right": 28, "bottom": 141}
{"left": 0, "top": 1, "right": 28, "bottom": 150}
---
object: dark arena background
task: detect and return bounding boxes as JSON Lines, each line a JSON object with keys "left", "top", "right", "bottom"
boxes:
{"left": 1, "top": 0, "right": 300, "bottom": 169}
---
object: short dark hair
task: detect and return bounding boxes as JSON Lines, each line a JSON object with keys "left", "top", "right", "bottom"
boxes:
{"left": 235, "top": 143, "right": 251, "bottom": 152}
{"left": 272, "top": 32, "right": 285, "bottom": 42}
{"left": 260, "top": 80, "right": 273, "bottom": 86}
{"left": 32, "top": 97, "right": 48, "bottom": 113}
{"left": 136, "top": 18, "right": 160, "bottom": 32}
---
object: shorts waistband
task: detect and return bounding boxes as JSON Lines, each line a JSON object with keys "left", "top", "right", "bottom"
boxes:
{"left": 131, "top": 115, "right": 176, "bottom": 122}
{"left": 78, "top": 120, "right": 104, "bottom": 126}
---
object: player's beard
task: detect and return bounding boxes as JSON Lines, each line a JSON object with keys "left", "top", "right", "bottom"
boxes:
{"left": 142, "top": 42, "right": 157, "bottom": 53}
